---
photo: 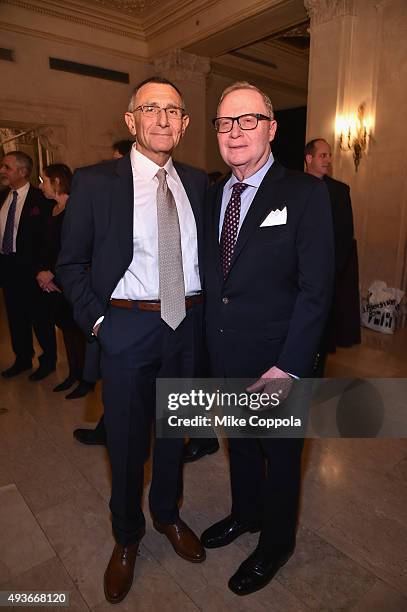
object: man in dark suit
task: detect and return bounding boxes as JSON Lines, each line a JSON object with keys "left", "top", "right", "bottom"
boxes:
{"left": 305, "top": 138, "right": 361, "bottom": 374}
{"left": 0, "top": 151, "right": 56, "bottom": 379}
{"left": 57, "top": 77, "right": 206, "bottom": 604}
{"left": 201, "top": 82, "right": 334, "bottom": 595}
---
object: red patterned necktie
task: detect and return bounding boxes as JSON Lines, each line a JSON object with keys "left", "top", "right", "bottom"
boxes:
{"left": 220, "top": 182, "right": 248, "bottom": 278}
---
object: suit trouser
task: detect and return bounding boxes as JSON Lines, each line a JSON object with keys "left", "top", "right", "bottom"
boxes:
{"left": 1, "top": 255, "right": 56, "bottom": 366}
{"left": 229, "top": 436, "right": 304, "bottom": 555}
{"left": 99, "top": 302, "right": 203, "bottom": 546}
{"left": 48, "top": 291, "right": 86, "bottom": 380}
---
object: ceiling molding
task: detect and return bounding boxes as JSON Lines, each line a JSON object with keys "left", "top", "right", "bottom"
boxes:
{"left": 145, "top": 0, "right": 270, "bottom": 41}
{"left": 0, "top": 20, "right": 149, "bottom": 63}
{"left": 3, "top": 0, "right": 146, "bottom": 39}
{"left": 89, "top": 0, "right": 159, "bottom": 17}
{"left": 211, "top": 57, "right": 308, "bottom": 97}
{"left": 185, "top": 0, "right": 307, "bottom": 58}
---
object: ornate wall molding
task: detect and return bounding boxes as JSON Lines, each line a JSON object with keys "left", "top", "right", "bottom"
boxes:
{"left": 0, "top": 21, "right": 147, "bottom": 63}
{"left": 3, "top": 0, "right": 145, "bottom": 40}
{"left": 154, "top": 49, "right": 210, "bottom": 82}
{"left": 90, "top": 0, "right": 159, "bottom": 15}
{"left": 304, "top": 0, "right": 356, "bottom": 25}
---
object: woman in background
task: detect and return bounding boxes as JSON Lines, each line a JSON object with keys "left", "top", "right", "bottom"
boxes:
{"left": 37, "top": 163, "right": 94, "bottom": 399}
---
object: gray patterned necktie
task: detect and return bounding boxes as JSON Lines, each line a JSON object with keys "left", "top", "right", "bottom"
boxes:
{"left": 156, "top": 168, "right": 186, "bottom": 330}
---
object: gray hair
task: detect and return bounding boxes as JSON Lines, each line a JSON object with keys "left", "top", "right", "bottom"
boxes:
{"left": 218, "top": 81, "right": 274, "bottom": 119}
{"left": 127, "top": 76, "right": 186, "bottom": 113}
{"left": 4, "top": 150, "right": 33, "bottom": 178}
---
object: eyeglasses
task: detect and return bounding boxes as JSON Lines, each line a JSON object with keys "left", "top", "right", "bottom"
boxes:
{"left": 134, "top": 105, "right": 185, "bottom": 120}
{"left": 212, "top": 113, "right": 271, "bottom": 133}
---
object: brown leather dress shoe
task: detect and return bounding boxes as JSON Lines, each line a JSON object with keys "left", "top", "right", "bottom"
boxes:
{"left": 104, "top": 542, "right": 139, "bottom": 604}
{"left": 153, "top": 519, "right": 206, "bottom": 563}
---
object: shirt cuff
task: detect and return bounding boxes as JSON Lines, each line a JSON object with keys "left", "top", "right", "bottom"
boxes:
{"left": 93, "top": 315, "right": 104, "bottom": 335}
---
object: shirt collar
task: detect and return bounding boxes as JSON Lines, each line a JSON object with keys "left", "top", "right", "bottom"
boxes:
{"left": 14, "top": 182, "right": 30, "bottom": 197}
{"left": 228, "top": 152, "right": 274, "bottom": 191}
{"left": 130, "top": 146, "right": 174, "bottom": 182}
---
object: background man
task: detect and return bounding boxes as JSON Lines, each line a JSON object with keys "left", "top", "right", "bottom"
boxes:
{"left": 201, "top": 82, "right": 334, "bottom": 596}
{"left": 112, "top": 139, "right": 133, "bottom": 159}
{"left": 305, "top": 138, "right": 361, "bottom": 374}
{"left": 0, "top": 150, "right": 56, "bottom": 380}
{"left": 57, "top": 77, "right": 207, "bottom": 604}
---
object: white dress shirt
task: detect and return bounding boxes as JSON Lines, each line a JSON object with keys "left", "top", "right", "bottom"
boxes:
{"left": 111, "top": 147, "right": 201, "bottom": 300}
{"left": 0, "top": 182, "right": 30, "bottom": 253}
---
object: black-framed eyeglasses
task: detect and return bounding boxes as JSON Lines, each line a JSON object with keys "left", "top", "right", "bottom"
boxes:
{"left": 212, "top": 113, "right": 271, "bottom": 133}
{"left": 134, "top": 105, "right": 186, "bottom": 120}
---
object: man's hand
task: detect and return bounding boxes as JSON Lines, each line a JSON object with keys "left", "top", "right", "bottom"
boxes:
{"left": 44, "top": 280, "right": 61, "bottom": 293}
{"left": 246, "top": 366, "right": 293, "bottom": 406}
{"left": 36, "top": 270, "right": 54, "bottom": 289}
{"left": 36, "top": 270, "right": 61, "bottom": 293}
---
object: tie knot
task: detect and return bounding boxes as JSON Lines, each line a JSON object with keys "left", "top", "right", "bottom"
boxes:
{"left": 156, "top": 168, "right": 167, "bottom": 184}
{"left": 231, "top": 182, "right": 248, "bottom": 197}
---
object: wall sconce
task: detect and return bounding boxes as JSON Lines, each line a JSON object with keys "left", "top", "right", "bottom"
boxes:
{"left": 337, "top": 104, "right": 371, "bottom": 171}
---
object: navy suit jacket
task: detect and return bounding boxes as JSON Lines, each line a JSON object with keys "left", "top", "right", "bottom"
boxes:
{"left": 56, "top": 153, "right": 207, "bottom": 339}
{"left": 204, "top": 161, "right": 335, "bottom": 379}
{"left": 0, "top": 185, "right": 50, "bottom": 280}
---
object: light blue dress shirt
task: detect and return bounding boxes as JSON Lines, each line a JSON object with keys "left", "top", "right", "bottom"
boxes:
{"left": 218, "top": 153, "right": 274, "bottom": 239}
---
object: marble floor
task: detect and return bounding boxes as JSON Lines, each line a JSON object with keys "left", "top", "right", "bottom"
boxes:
{"left": 0, "top": 296, "right": 407, "bottom": 611}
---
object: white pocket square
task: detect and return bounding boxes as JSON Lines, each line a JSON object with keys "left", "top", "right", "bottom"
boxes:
{"left": 260, "top": 206, "right": 287, "bottom": 227}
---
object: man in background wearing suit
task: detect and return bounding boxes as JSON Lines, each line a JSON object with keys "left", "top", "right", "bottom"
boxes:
{"left": 201, "top": 82, "right": 334, "bottom": 595}
{"left": 57, "top": 77, "right": 207, "bottom": 604}
{"left": 305, "top": 138, "right": 361, "bottom": 375}
{"left": 0, "top": 151, "right": 56, "bottom": 380}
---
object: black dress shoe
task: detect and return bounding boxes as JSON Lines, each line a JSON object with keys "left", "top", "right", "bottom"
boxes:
{"left": 53, "top": 376, "right": 77, "bottom": 392}
{"left": 153, "top": 519, "right": 206, "bottom": 563}
{"left": 183, "top": 438, "right": 220, "bottom": 463}
{"left": 201, "top": 515, "right": 261, "bottom": 549}
{"left": 73, "top": 427, "right": 106, "bottom": 446}
{"left": 66, "top": 380, "right": 95, "bottom": 400}
{"left": 28, "top": 364, "right": 56, "bottom": 381}
{"left": 228, "top": 548, "right": 294, "bottom": 596}
{"left": 2, "top": 361, "right": 32, "bottom": 378}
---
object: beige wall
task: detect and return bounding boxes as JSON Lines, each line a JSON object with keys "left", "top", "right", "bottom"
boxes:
{"left": 0, "top": 28, "right": 153, "bottom": 169}
{"left": 0, "top": 32, "right": 212, "bottom": 172}
{"left": 205, "top": 73, "right": 233, "bottom": 174}
{"left": 306, "top": 0, "right": 407, "bottom": 293}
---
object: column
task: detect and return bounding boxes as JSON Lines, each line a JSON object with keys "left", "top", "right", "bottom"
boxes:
{"left": 154, "top": 49, "right": 211, "bottom": 170}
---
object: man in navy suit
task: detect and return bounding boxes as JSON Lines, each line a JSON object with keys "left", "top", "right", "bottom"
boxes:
{"left": 57, "top": 77, "right": 206, "bottom": 604}
{"left": 201, "top": 82, "right": 334, "bottom": 595}
{"left": 0, "top": 151, "right": 56, "bottom": 380}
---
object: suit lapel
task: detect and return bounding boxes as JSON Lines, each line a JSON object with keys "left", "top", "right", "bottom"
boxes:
{"left": 228, "top": 162, "right": 286, "bottom": 275}
{"left": 174, "top": 162, "right": 202, "bottom": 235}
{"left": 211, "top": 179, "right": 227, "bottom": 283}
{"left": 113, "top": 154, "right": 134, "bottom": 263}
{"left": 174, "top": 162, "right": 206, "bottom": 280}
{"left": 16, "top": 186, "right": 34, "bottom": 246}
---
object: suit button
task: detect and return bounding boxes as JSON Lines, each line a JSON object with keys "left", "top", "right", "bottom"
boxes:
{"left": 222, "top": 297, "right": 229, "bottom": 304}
{"left": 219, "top": 329, "right": 224, "bottom": 333}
